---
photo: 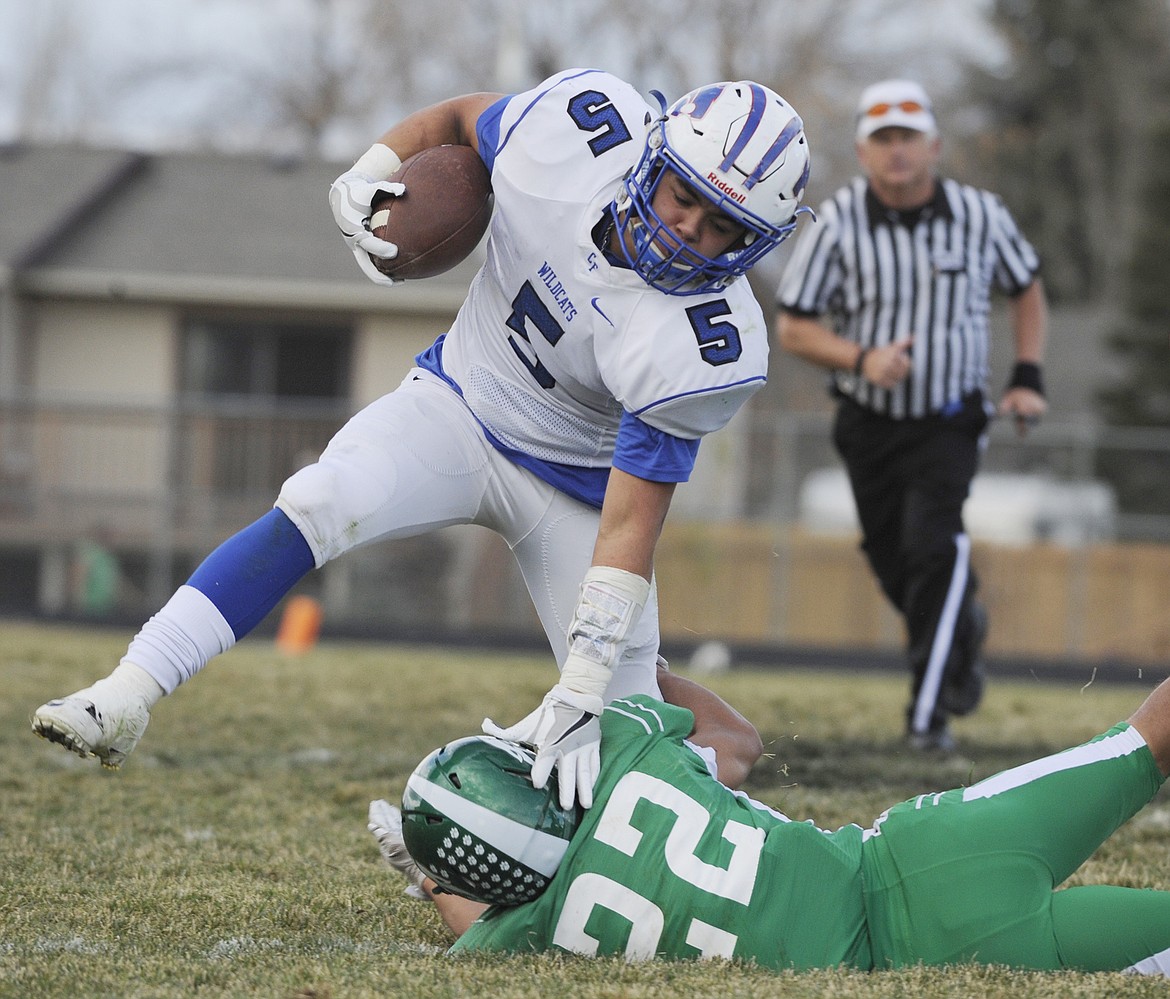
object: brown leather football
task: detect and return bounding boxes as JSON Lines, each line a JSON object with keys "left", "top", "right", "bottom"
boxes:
{"left": 367, "top": 145, "right": 493, "bottom": 280}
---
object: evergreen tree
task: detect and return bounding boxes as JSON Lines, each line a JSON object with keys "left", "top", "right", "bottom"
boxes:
{"left": 967, "top": 0, "right": 1167, "bottom": 306}
{"left": 1101, "top": 120, "right": 1170, "bottom": 427}
{"left": 1096, "top": 118, "right": 1170, "bottom": 522}
{"left": 970, "top": 0, "right": 1170, "bottom": 530}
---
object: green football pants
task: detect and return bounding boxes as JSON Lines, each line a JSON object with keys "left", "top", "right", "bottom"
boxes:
{"left": 861, "top": 722, "right": 1170, "bottom": 972}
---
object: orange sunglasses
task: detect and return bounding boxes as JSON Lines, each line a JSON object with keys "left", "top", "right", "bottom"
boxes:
{"left": 862, "top": 100, "right": 929, "bottom": 117}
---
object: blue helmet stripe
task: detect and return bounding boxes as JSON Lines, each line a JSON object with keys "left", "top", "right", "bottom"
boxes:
{"left": 793, "top": 156, "right": 811, "bottom": 199}
{"left": 744, "top": 115, "right": 804, "bottom": 190}
{"left": 718, "top": 83, "right": 767, "bottom": 173}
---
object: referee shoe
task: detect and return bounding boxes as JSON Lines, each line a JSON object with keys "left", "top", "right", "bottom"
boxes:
{"left": 907, "top": 724, "right": 957, "bottom": 753}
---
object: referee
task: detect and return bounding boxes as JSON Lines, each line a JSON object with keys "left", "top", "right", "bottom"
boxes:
{"left": 776, "top": 79, "right": 1049, "bottom": 751}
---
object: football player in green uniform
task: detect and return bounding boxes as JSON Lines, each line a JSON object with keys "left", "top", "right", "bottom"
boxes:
{"left": 370, "top": 670, "right": 1170, "bottom": 974}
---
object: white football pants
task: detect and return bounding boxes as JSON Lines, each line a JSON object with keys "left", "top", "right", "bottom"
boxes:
{"left": 276, "top": 369, "right": 661, "bottom": 702}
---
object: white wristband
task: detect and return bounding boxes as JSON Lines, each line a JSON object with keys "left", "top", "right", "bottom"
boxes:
{"left": 561, "top": 565, "right": 651, "bottom": 699}
{"left": 352, "top": 143, "right": 403, "bottom": 180}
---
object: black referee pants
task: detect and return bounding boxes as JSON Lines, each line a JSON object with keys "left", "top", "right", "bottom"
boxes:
{"left": 832, "top": 392, "right": 990, "bottom": 736}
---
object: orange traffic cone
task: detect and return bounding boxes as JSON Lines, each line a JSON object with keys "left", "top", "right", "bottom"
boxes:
{"left": 275, "top": 595, "right": 323, "bottom": 655}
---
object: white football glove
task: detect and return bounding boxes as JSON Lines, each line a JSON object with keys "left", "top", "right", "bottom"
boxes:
{"left": 327, "top": 167, "right": 406, "bottom": 287}
{"left": 482, "top": 683, "right": 603, "bottom": 810}
{"left": 367, "top": 798, "right": 429, "bottom": 900}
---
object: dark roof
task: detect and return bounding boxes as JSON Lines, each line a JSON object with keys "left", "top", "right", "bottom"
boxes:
{"left": 0, "top": 144, "right": 1104, "bottom": 419}
{"left": 1, "top": 144, "right": 136, "bottom": 267}
{"left": 0, "top": 142, "right": 482, "bottom": 311}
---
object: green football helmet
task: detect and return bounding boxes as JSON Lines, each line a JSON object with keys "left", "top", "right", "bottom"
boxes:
{"left": 401, "top": 735, "right": 583, "bottom": 905}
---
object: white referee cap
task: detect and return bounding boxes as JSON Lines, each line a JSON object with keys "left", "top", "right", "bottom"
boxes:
{"left": 855, "top": 79, "right": 937, "bottom": 140}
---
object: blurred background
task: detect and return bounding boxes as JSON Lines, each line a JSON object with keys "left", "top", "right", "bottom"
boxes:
{"left": 1, "top": 0, "right": 1168, "bottom": 669}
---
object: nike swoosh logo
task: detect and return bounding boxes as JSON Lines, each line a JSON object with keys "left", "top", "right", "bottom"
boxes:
{"left": 591, "top": 297, "right": 614, "bottom": 327}
{"left": 553, "top": 712, "right": 597, "bottom": 745}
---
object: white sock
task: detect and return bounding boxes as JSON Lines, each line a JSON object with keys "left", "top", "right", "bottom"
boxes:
{"left": 99, "top": 661, "right": 165, "bottom": 707}
{"left": 121, "top": 584, "right": 237, "bottom": 693}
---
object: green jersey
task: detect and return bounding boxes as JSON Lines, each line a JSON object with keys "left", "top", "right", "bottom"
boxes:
{"left": 452, "top": 696, "right": 871, "bottom": 970}
{"left": 452, "top": 697, "right": 1169, "bottom": 974}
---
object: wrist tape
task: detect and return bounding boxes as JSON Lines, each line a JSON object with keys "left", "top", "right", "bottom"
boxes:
{"left": 352, "top": 143, "right": 403, "bottom": 180}
{"left": 561, "top": 565, "right": 651, "bottom": 699}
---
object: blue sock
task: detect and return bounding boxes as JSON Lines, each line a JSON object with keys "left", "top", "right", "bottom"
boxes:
{"left": 187, "top": 508, "right": 315, "bottom": 639}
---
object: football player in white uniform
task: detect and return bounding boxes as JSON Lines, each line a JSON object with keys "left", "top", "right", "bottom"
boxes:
{"left": 33, "top": 68, "right": 811, "bottom": 809}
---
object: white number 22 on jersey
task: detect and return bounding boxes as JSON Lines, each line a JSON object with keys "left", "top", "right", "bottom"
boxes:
{"left": 550, "top": 772, "right": 764, "bottom": 960}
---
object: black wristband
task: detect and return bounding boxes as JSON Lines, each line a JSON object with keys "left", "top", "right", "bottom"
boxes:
{"left": 1008, "top": 361, "right": 1045, "bottom": 397}
{"left": 852, "top": 346, "right": 870, "bottom": 378}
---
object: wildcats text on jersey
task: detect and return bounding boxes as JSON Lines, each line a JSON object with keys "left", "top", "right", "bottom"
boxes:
{"left": 536, "top": 261, "right": 578, "bottom": 323}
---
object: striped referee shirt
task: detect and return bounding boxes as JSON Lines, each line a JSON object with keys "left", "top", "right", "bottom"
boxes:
{"left": 776, "top": 175, "right": 1040, "bottom": 419}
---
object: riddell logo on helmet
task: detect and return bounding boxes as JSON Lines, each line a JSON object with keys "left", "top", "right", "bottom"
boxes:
{"left": 707, "top": 172, "right": 746, "bottom": 203}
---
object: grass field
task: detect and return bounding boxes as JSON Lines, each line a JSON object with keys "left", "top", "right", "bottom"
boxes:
{"left": 3, "top": 619, "right": 1169, "bottom": 998}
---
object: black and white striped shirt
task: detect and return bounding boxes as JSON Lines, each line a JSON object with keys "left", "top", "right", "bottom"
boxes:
{"left": 776, "top": 176, "right": 1040, "bottom": 419}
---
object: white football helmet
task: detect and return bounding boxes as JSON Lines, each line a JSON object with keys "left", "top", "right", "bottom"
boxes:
{"left": 614, "top": 81, "right": 812, "bottom": 295}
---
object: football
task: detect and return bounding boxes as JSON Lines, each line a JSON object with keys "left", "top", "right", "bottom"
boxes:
{"left": 367, "top": 145, "right": 493, "bottom": 280}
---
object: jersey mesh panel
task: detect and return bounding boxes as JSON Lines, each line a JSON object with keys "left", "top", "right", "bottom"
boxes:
{"left": 468, "top": 364, "right": 617, "bottom": 465}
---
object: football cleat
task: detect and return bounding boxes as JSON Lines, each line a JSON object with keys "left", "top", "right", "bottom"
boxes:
{"left": 31, "top": 682, "right": 152, "bottom": 769}
{"left": 367, "top": 799, "right": 429, "bottom": 900}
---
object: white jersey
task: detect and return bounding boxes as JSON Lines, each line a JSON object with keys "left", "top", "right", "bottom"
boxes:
{"left": 420, "top": 69, "right": 769, "bottom": 506}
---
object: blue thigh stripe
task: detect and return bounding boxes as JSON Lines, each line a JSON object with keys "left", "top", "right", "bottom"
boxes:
{"left": 187, "top": 508, "right": 315, "bottom": 639}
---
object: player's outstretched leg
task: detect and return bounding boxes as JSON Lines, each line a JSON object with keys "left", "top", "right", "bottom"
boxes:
{"left": 33, "top": 509, "right": 315, "bottom": 769}
{"left": 31, "top": 662, "right": 162, "bottom": 768}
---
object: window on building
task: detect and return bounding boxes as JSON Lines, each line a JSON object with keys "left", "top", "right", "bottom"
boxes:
{"left": 178, "top": 318, "right": 354, "bottom": 501}
{"left": 182, "top": 319, "right": 352, "bottom": 399}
